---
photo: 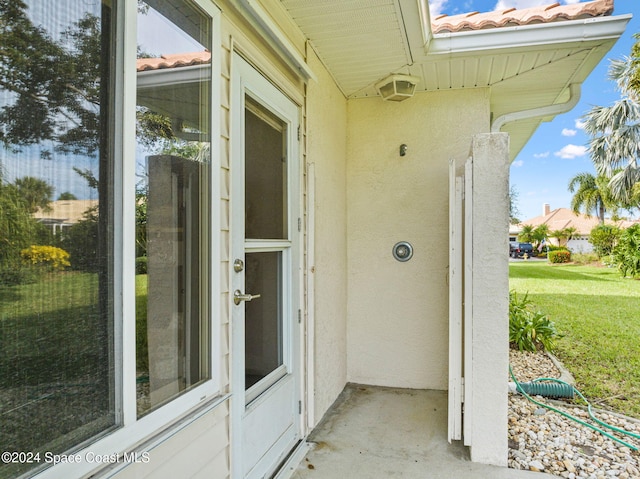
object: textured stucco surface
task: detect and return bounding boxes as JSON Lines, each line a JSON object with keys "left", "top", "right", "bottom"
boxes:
{"left": 468, "top": 133, "right": 510, "bottom": 466}
{"left": 346, "top": 89, "right": 490, "bottom": 389}
{"left": 305, "top": 48, "right": 349, "bottom": 424}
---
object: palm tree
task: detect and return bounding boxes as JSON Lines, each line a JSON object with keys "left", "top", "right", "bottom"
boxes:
{"left": 518, "top": 224, "right": 534, "bottom": 243}
{"left": 550, "top": 227, "right": 577, "bottom": 248}
{"left": 568, "top": 172, "right": 615, "bottom": 224}
{"left": 532, "top": 224, "right": 549, "bottom": 251}
{"left": 582, "top": 53, "right": 640, "bottom": 202}
{"left": 12, "top": 176, "right": 54, "bottom": 213}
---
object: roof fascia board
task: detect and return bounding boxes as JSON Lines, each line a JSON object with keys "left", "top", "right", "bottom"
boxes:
{"left": 137, "top": 65, "right": 206, "bottom": 88}
{"left": 427, "top": 14, "right": 631, "bottom": 56}
{"left": 236, "top": 0, "right": 317, "bottom": 82}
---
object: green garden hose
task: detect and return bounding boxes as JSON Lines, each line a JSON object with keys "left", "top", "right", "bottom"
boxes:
{"left": 509, "top": 365, "right": 639, "bottom": 451}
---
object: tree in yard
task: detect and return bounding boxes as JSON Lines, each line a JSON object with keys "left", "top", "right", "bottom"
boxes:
{"left": 57, "top": 192, "right": 77, "bottom": 200}
{"left": 509, "top": 186, "right": 521, "bottom": 225}
{"left": 582, "top": 35, "right": 640, "bottom": 202}
{"left": 518, "top": 224, "right": 535, "bottom": 243}
{"left": 568, "top": 172, "right": 616, "bottom": 224}
{"left": 11, "top": 176, "right": 54, "bottom": 213}
{"left": 531, "top": 224, "right": 549, "bottom": 251}
{"left": 550, "top": 226, "right": 577, "bottom": 248}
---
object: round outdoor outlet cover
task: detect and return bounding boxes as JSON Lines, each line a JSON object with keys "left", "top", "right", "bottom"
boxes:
{"left": 392, "top": 241, "right": 413, "bottom": 262}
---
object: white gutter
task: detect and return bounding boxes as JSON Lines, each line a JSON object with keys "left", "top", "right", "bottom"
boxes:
{"left": 428, "top": 14, "right": 631, "bottom": 56}
{"left": 491, "top": 83, "right": 581, "bottom": 133}
{"left": 237, "top": 0, "right": 317, "bottom": 82}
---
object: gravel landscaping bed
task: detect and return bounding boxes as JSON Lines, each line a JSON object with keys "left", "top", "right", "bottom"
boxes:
{"left": 508, "top": 350, "right": 640, "bottom": 478}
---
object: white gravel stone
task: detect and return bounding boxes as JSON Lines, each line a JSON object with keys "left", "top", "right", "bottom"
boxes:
{"left": 508, "top": 350, "right": 640, "bottom": 478}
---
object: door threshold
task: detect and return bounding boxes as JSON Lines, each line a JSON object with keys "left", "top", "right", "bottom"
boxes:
{"left": 271, "top": 439, "right": 311, "bottom": 479}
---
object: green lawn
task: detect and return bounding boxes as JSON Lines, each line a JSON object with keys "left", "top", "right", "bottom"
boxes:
{"left": 509, "top": 262, "right": 640, "bottom": 418}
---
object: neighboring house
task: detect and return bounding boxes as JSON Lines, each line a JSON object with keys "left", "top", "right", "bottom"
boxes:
{"left": 32, "top": 199, "right": 98, "bottom": 234}
{"left": 511, "top": 203, "right": 637, "bottom": 253}
{"left": 0, "top": 1, "right": 630, "bottom": 479}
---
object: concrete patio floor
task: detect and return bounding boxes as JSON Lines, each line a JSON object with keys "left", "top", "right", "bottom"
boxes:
{"left": 282, "top": 384, "right": 556, "bottom": 479}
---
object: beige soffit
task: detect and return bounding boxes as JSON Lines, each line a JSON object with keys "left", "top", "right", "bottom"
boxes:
{"left": 279, "top": 0, "right": 629, "bottom": 160}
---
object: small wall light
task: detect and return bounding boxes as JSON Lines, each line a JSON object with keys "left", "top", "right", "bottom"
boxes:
{"left": 392, "top": 241, "right": 413, "bottom": 262}
{"left": 375, "top": 74, "right": 420, "bottom": 102}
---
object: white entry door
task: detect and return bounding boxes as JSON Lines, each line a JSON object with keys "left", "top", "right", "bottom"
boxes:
{"left": 231, "top": 53, "right": 302, "bottom": 479}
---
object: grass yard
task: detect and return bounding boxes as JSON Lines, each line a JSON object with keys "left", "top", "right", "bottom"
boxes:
{"left": 0, "top": 271, "right": 113, "bottom": 477}
{"left": 509, "top": 261, "right": 640, "bottom": 418}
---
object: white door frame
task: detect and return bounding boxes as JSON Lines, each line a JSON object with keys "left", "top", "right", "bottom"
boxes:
{"left": 230, "top": 52, "right": 304, "bottom": 479}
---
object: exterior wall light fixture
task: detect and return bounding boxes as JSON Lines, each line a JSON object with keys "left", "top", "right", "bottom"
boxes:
{"left": 375, "top": 74, "right": 420, "bottom": 102}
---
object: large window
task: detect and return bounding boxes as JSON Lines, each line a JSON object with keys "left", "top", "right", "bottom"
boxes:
{"left": 0, "top": 1, "right": 116, "bottom": 477}
{"left": 0, "top": 0, "right": 217, "bottom": 477}
{"left": 135, "top": 0, "right": 212, "bottom": 416}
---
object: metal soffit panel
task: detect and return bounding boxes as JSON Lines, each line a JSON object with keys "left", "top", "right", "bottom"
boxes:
{"left": 278, "top": 0, "right": 625, "bottom": 159}
{"left": 280, "top": 0, "right": 412, "bottom": 97}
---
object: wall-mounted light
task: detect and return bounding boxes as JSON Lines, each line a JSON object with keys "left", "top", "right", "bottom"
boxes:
{"left": 375, "top": 74, "right": 420, "bottom": 102}
{"left": 392, "top": 241, "right": 413, "bottom": 262}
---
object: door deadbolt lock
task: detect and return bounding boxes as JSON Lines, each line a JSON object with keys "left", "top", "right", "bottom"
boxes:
{"left": 234, "top": 289, "right": 261, "bottom": 305}
{"left": 233, "top": 258, "right": 244, "bottom": 272}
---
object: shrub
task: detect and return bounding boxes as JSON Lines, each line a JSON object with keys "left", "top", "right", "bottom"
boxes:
{"left": 589, "top": 224, "right": 621, "bottom": 258}
{"left": 509, "top": 290, "right": 559, "bottom": 352}
{"left": 548, "top": 250, "right": 571, "bottom": 263}
{"left": 0, "top": 258, "right": 38, "bottom": 286}
{"left": 20, "top": 245, "right": 70, "bottom": 271}
{"left": 571, "top": 252, "right": 599, "bottom": 265}
{"left": 612, "top": 224, "right": 640, "bottom": 278}
{"left": 135, "top": 256, "right": 147, "bottom": 275}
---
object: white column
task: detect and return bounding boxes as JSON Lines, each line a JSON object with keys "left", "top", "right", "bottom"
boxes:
{"left": 469, "top": 133, "right": 510, "bottom": 466}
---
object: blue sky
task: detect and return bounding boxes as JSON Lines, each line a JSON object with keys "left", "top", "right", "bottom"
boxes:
{"left": 431, "top": 0, "right": 640, "bottom": 221}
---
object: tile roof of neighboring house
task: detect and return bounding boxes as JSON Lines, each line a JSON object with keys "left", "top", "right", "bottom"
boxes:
{"left": 432, "top": 0, "right": 614, "bottom": 34}
{"left": 518, "top": 207, "right": 636, "bottom": 236}
{"left": 137, "top": 51, "right": 211, "bottom": 72}
{"left": 33, "top": 199, "right": 99, "bottom": 224}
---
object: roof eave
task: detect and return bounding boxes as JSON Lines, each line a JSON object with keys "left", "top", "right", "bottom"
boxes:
{"left": 427, "top": 13, "right": 631, "bottom": 56}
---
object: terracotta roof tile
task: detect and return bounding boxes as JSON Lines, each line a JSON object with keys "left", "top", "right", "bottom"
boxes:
{"left": 137, "top": 51, "right": 211, "bottom": 72}
{"left": 519, "top": 207, "right": 636, "bottom": 236}
{"left": 432, "top": 0, "right": 614, "bottom": 34}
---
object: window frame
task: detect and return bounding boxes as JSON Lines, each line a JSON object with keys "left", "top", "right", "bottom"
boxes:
{"left": 31, "top": 1, "right": 223, "bottom": 477}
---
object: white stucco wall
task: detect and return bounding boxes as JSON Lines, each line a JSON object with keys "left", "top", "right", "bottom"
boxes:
{"left": 468, "top": 133, "right": 510, "bottom": 466}
{"left": 346, "top": 89, "right": 490, "bottom": 389}
{"left": 305, "top": 49, "right": 349, "bottom": 423}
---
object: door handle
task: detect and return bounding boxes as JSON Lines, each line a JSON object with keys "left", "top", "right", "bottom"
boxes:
{"left": 234, "top": 290, "right": 261, "bottom": 305}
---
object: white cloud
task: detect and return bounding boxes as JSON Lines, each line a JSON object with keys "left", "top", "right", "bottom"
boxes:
{"left": 494, "top": 0, "right": 582, "bottom": 9}
{"left": 562, "top": 128, "right": 577, "bottom": 137}
{"left": 554, "top": 144, "right": 587, "bottom": 159}
{"left": 429, "top": 0, "right": 449, "bottom": 17}
{"left": 575, "top": 119, "right": 586, "bottom": 130}
{"left": 533, "top": 151, "right": 550, "bottom": 158}
{"left": 512, "top": 160, "right": 524, "bottom": 167}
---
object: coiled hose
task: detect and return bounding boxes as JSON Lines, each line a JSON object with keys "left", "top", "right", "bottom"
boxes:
{"left": 509, "top": 365, "right": 640, "bottom": 451}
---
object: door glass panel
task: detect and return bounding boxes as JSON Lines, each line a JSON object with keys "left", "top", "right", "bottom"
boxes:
{"left": 135, "top": 0, "right": 211, "bottom": 416}
{"left": 0, "top": 1, "right": 116, "bottom": 477}
{"left": 245, "top": 97, "right": 287, "bottom": 240}
{"left": 245, "top": 252, "right": 283, "bottom": 390}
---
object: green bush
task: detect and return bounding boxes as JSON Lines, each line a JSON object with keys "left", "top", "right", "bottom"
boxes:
{"left": 509, "top": 290, "right": 559, "bottom": 352}
{"left": 135, "top": 256, "right": 147, "bottom": 275}
{"left": 548, "top": 250, "right": 571, "bottom": 263}
{"left": 589, "top": 224, "right": 621, "bottom": 258}
{"left": 571, "top": 252, "right": 599, "bottom": 265}
{"left": 0, "top": 258, "right": 38, "bottom": 286}
{"left": 612, "top": 224, "right": 640, "bottom": 278}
